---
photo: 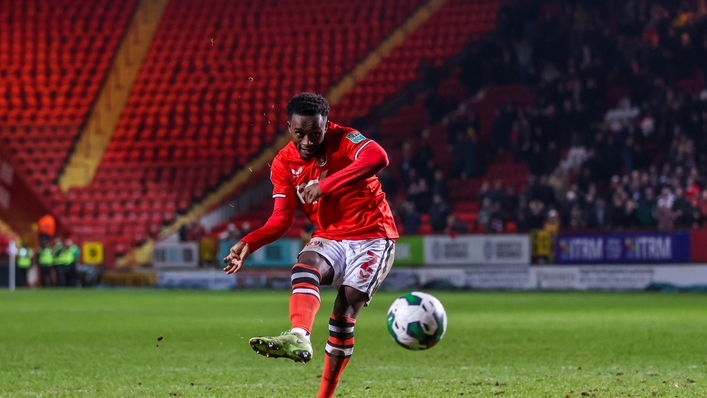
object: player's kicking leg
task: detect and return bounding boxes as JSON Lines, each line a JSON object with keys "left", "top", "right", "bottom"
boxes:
{"left": 318, "top": 238, "right": 395, "bottom": 398}
{"left": 249, "top": 251, "right": 334, "bottom": 363}
{"left": 317, "top": 286, "right": 367, "bottom": 398}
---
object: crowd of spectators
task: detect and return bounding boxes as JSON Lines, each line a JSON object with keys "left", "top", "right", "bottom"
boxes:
{"left": 451, "top": 0, "right": 707, "bottom": 234}
{"left": 382, "top": 130, "right": 470, "bottom": 235}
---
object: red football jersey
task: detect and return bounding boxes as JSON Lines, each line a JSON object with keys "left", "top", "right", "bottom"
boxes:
{"left": 242, "top": 122, "right": 398, "bottom": 250}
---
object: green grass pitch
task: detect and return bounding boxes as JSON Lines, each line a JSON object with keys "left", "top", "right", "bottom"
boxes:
{"left": 1, "top": 289, "right": 706, "bottom": 397}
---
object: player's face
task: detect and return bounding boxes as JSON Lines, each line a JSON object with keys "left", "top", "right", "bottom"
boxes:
{"left": 288, "top": 114, "right": 328, "bottom": 160}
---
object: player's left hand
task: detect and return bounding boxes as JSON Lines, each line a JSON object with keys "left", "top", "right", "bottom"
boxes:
{"left": 303, "top": 183, "right": 324, "bottom": 204}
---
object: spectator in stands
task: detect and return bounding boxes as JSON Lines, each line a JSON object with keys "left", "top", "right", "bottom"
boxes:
{"left": 502, "top": 184, "right": 519, "bottom": 215}
{"left": 637, "top": 187, "right": 658, "bottom": 227}
{"left": 431, "top": 170, "right": 449, "bottom": 201}
{"left": 523, "top": 174, "right": 541, "bottom": 203}
{"left": 623, "top": 199, "right": 643, "bottom": 229}
{"left": 489, "top": 180, "right": 506, "bottom": 205}
{"left": 545, "top": 141, "right": 562, "bottom": 174}
{"left": 697, "top": 189, "right": 707, "bottom": 226}
{"left": 537, "top": 175, "right": 557, "bottom": 207}
{"left": 400, "top": 201, "right": 421, "bottom": 235}
{"left": 514, "top": 195, "right": 529, "bottom": 232}
{"left": 446, "top": 105, "right": 481, "bottom": 145}
{"left": 413, "top": 129, "right": 435, "bottom": 178}
{"left": 608, "top": 194, "right": 627, "bottom": 228}
{"left": 655, "top": 201, "right": 676, "bottom": 231}
{"left": 408, "top": 177, "right": 432, "bottom": 214}
{"left": 527, "top": 142, "right": 546, "bottom": 176}
{"left": 672, "top": 187, "right": 695, "bottom": 228}
{"left": 657, "top": 187, "right": 675, "bottom": 209}
{"left": 452, "top": 132, "right": 481, "bottom": 178}
{"left": 398, "top": 141, "right": 415, "bottom": 188}
{"left": 219, "top": 223, "right": 241, "bottom": 241}
{"left": 510, "top": 117, "right": 531, "bottom": 162}
{"left": 240, "top": 221, "right": 252, "bottom": 237}
{"left": 444, "top": 214, "right": 468, "bottom": 236}
{"left": 544, "top": 209, "right": 560, "bottom": 233}
{"left": 185, "top": 221, "right": 206, "bottom": 242}
{"left": 477, "top": 181, "right": 493, "bottom": 206}
{"left": 487, "top": 201, "right": 506, "bottom": 233}
{"left": 547, "top": 166, "right": 568, "bottom": 203}
{"left": 477, "top": 197, "right": 493, "bottom": 232}
{"left": 377, "top": 168, "right": 398, "bottom": 199}
{"left": 526, "top": 199, "right": 546, "bottom": 230}
{"left": 585, "top": 197, "right": 608, "bottom": 229}
{"left": 429, "top": 194, "right": 451, "bottom": 233}
{"left": 491, "top": 102, "right": 515, "bottom": 154}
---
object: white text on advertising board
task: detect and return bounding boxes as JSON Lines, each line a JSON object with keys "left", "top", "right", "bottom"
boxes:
{"left": 561, "top": 238, "right": 603, "bottom": 261}
{"left": 625, "top": 237, "right": 671, "bottom": 261}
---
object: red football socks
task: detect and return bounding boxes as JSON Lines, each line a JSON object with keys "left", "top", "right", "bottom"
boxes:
{"left": 318, "top": 315, "right": 356, "bottom": 398}
{"left": 289, "top": 263, "right": 321, "bottom": 334}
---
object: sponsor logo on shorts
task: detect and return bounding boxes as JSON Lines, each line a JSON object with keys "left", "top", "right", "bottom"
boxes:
{"left": 345, "top": 131, "right": 365, "bottom": 144}
{"left": 359, "top": 250, "right": 378, "bottom": 279}
{"left": 307, "top": 240, "right": 323, "bottom": 247}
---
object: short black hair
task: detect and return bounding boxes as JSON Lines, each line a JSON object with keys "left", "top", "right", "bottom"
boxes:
{"left": 287, "top": 92, "right": 330, "bottom": 119}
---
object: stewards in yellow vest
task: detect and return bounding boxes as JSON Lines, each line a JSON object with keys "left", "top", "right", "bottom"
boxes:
{"left": 53, "top": 240, "right": 70, "bottom": 287}
{"left": 16, "top": 245, "right": 33, "bottom": 288}
{"left": 58, "top": 238, "right": 80, "bottom": 287}
{"left": 38, "top": 244, "right": 55, "bottom": 287}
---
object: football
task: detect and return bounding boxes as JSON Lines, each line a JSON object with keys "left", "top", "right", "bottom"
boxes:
{"left": 386, "top": 291, "right": 447, "bottom": 350}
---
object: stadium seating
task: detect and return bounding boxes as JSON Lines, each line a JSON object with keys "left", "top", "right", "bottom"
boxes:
{"left": 332, "top": 0, "right": 499, "bottom": 124}
{"left": 214, "top": 0, "right": 501, "bottom": 237}
{"left": 58, "top": 0, "right": 427, "bottom": 250}
{"left": 0, "top": 0, "right": 138, "bottom": 194}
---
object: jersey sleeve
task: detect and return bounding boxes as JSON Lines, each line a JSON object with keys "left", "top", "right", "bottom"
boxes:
{"left": 339, "top": 130, "right": 373, "bottom": 161}
{"left": 240, "top": 156, "right": 295, "bottom": 252}
{"left": 319, "top": 135, "right": 389, "bottom": 194}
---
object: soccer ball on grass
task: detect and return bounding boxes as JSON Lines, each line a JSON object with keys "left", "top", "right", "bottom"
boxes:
{"left": 386, "top": 291, "right": 447, "bottom": 350}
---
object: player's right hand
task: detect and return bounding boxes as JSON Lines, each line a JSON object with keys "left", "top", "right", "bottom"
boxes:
{"left": 223, "top": 241, "right": 250, "bottom": 274}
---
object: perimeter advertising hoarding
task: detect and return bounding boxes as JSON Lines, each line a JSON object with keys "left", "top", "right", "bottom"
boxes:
{"left": 152, "top": 242, "right": 200, "bottom": 268}
{"left": 393, "top": 236, "right": 424, "bottom": 266}
{"left": 380, "top": 265, "right": 707, "bottom": 291}
{"left": 423, "top": 235, "right": 530, "bottom": 266}
{"left": 555, "top": 231, "right": 690, "bottom": 264}
{"left": 218, "top": 239, "right": 301, "bottom": 267}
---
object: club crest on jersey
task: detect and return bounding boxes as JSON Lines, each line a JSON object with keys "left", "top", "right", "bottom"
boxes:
{"left": 290, "top": 166, "right": 303, "bottom": 179}
{"left": 317, "top": 154, "right": 327, "bottom": 167}
{"left": 307, "top": 240, "right": 323, "bottom": 247}
{"left": 345, "top": 131, "right": 365, "bottom": 144}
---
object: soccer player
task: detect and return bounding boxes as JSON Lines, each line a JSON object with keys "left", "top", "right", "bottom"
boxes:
{"left": 223, "top": 92, "right": 398, "bottom": 397}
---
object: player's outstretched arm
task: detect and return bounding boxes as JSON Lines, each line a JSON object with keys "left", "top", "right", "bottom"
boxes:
{"left": 221, "top": 196, "right": 294, "bottom": 274}
{"left": 223, "top": 241, "right": 251, "bottom": 274}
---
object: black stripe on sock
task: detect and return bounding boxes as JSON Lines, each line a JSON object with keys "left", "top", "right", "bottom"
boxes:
{"left": 291, "top": 277, "right": 319, "bottom": 286}
{"left": 329, "top": 330, "right": 354, "bottom": 339}
{"left": 292, "top": 266, "right": 320, "bottom": 278}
